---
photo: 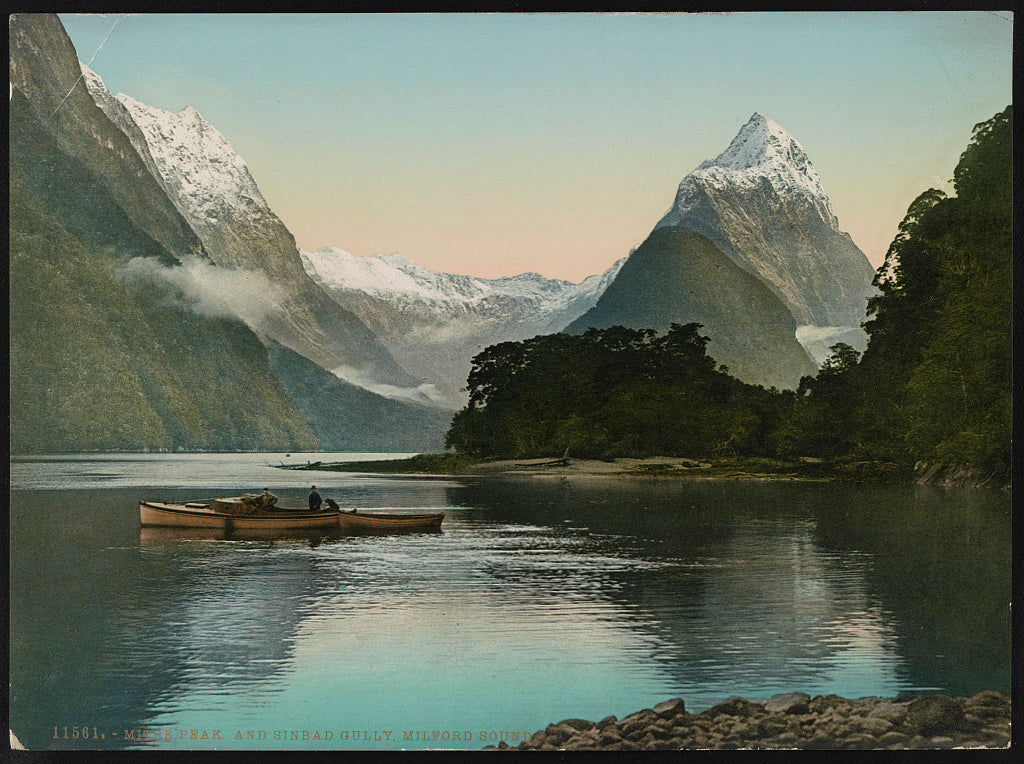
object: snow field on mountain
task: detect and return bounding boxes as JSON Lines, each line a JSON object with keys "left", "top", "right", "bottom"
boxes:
{"left": 301, "top": 247, "right": 623, "bottom": 316}
{"left": 661, "top": 113, "right": 839, "bottom": 231}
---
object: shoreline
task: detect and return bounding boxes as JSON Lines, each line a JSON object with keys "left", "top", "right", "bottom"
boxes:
{"left": 485, "top": 691, "right": 1011, "bottom": 751}
{"left": 461, "top": 456, "right": 833, "bottom": 481}
{"left": 280, "top": 454, "right": 1010, "bottom": 488}
{"left": 280, "top": 454, "right": 876, "bottom": 481}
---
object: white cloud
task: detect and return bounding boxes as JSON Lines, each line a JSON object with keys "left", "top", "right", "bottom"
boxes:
{"left": 330, "top": 364, "right": 452, "bottom": 407}
{"left": 115, "top": 255, "right": 286, "bottom": 329}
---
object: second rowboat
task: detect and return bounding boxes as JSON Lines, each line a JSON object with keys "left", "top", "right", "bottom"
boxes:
{"left": 337, "top": 509, "right": 445, "bottom": 532}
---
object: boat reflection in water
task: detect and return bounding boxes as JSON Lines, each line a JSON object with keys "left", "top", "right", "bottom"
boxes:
{"left": 139, "top": 526, "right": 228, "bottom": 543}
{"left": 137, "top": 526, "right": 355, "bottom": 546}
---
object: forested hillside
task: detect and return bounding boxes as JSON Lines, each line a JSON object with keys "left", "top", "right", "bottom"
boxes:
{"left": 445, "top": 324, "right": 788, "bottom": 459}
{"left": 9, "top": 15, "right": 321, "bottom": 453}
{"left": 446, "top": 107, "right": 1012, "bottom": 482}
{"left": 781, "top": 106, "right": 1011, "bottom": 478}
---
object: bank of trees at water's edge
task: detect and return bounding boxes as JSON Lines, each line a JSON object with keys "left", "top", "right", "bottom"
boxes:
{"left": 444, "top": 107, "right": 1011, "bottom": 483}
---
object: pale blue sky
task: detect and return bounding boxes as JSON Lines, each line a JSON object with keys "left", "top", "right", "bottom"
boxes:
{"left": 60, "top": 12, "right": 1013, "bottom": 280}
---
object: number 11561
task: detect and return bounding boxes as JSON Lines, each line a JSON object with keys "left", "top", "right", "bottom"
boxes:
{"left": 52, "top": 726, "right": 102, "bottom": 740}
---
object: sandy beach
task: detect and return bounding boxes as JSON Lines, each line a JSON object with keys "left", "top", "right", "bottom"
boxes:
{"left": 450, "top": 456, "right": 841, "bottom": 482}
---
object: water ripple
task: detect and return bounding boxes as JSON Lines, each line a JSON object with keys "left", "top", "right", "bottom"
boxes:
{"left": 8, "top": 474, "right": 1011, "bottom": 751}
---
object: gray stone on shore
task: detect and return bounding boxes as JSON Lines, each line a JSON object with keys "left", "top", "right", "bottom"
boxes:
{"left": 879, "top": 730, "right": 911, "bottom": 746}
{"left": 752, "top": 717, "right": 789, "bottom": 739}
{"left": 557, "top": 717, "right": 595, "bottom": 732}
{"left": 653, "top": 697, "right": 686, "bottom": 718}
{"left": 964, "top": 689, "right": 1010, "bottom": 718}
{"left": 865, "top": 698, "right": 908, "bottom": 723}
{"left": 808, "top": 693, "right": 850, "bottom": 713}
{"left": 764, "top": 692, "right": 811, "bottom": 715}
{"left": 542, "top": 723, "right": 577, "bottom": 746}
{"left": 706, "top": 696, "right": 765, "bottom": 719}
{"left": 846, "top": 714, "right": 893, "bottom": 738}
{"left": 904, "top": 695, "right": 964, "bottom": 736}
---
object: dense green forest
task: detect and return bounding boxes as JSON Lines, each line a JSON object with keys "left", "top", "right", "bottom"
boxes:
{"left": 445, "top": 106, "right": 1011, "bottom": 481}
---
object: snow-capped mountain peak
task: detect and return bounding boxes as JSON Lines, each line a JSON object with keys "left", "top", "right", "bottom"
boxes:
{"left": 701, "top": 113, "right": 803, "bottom": 171}
{"left": 659, "top": 112, "right": 838, "bottom": 231}
{"left": 378, "top": 252, "right": 418, "bottom": 269}
{"left": 82, "top": 59, "right": 271, "bottom": 225}
{"left": 107, "top": 86, "right": 271, "bottom": 222}
{"left": 78, "top": 63, "right": 108, "bottom": 105}
{"left": 652, "top": 112, "right": 876, "bottom": 329}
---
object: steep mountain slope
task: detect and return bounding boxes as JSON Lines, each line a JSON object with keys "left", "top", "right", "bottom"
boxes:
{"left": 565, "top": 227, "right": 817, "bottom": 389}
{"left": 656, "top": 113, "right": 876, "bottom": 328}
{"left": 82, "top": 67, "right": 421, "bottom": 396}
{"left": 8, "top": 15, "right": 201, "bottom": 260}
{"left": 302, "top": 247, "right": 624, "bottom": 407}
{"left": 263, "top": 341, "right": 451, "bottom": 451}
{"left": 9, "top": 13, "right": 320, "bottom": 452}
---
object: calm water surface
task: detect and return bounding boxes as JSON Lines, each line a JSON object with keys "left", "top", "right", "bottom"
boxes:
{"left": 9, "top": 454, "right": 1011, "bottom": 750}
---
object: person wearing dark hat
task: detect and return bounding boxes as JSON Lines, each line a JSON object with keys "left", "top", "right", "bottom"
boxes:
{"left": 260, "top": 487, "right": 278, "bottom": 508}
{"left": 309, "top": 485, "right": 322, "bottom": 512}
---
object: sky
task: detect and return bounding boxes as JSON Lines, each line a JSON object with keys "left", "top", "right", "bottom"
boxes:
{"left": 59, "top": 12, "right": 1013, "bottom": 282}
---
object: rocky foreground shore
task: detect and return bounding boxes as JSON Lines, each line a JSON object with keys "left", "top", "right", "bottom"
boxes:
{"left": 485, "top": 692, "right": 1011, "bottom": 750}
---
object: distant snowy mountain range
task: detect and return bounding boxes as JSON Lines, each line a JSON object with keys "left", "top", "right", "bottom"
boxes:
{"left": 302, "top": 249, "right": 621, "bottom": 318}
{"left": 83, "top": 46, "right": 873, "bottom": 430}
{"left": 301, "top": 248, "right": 624, "bottom": 407}
{"left": 11, "top": 13, "right": 879, "bottom": 453}
{"left": 85, "top": 60, "right": 631, "bottom": 408}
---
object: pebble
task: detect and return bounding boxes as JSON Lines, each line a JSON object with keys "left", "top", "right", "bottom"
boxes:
{"left": 484, "top": 691, "right": 1011, "bottom": 751}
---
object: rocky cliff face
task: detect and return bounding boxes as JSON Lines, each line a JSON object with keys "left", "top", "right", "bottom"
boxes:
{"left": 656, "top": 113, "right": 876, "bottom": 328}
{"left": 82, "top": 66, "right": 419, "bottom": 393}
{"left": 565, "top": 227, "right": 817, "bottom": 390}
{"left": 8, "top": 14, "right": 201, "bottom": 260}
{"left": 302, "top": 247, "right": 625, "bottom": 407}
{"left": 9, "top": 13, "right": 320, "bottom": 453}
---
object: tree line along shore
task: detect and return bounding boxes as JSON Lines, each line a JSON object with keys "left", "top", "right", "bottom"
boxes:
{"left": 434, "top": 108, "right": 1009, "bottom": 489}
{"left": 279, "top": 453, "right": 1006, "bottom": 488}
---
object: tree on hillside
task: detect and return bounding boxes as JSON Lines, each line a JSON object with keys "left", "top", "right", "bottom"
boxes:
{"left": 445, "top": 324, "right": 782, "bottom": 460}
{"left": 855, "top": 106, "right": 1012, "bottom": 474}
{"left": 775, "top": 342, "right": 863, "bottom": 458}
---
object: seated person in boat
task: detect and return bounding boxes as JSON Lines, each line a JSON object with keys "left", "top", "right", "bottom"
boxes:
{"left": 260, "top": 488, "right": 278, "bottom": 508}
{"left": 325, "top": 498, "right": 340, "bottom": 511}
{"left": 309, "top": 485, "right": 322, "bottom": 512}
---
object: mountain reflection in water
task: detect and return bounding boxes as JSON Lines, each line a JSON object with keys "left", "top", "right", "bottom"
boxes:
{"left": 9, "top": 462, "right": 1010, "bottom": 750}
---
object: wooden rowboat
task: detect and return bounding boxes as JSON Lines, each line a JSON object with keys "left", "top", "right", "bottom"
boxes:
{"left": 139, "top": 500, "right": 341, "bottom": 531}
{"left": 337, "top": 509, "right": 444, "bottom": 532}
